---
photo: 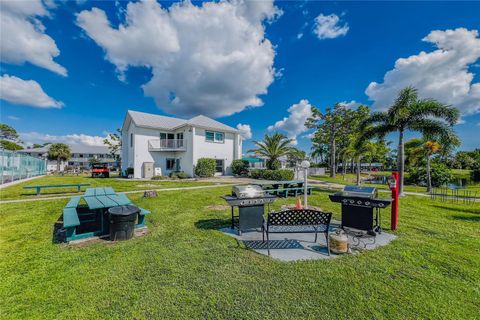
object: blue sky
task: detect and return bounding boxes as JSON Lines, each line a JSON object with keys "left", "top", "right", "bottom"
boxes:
{"left": 1, "top": 0, "right": 479, "bottom": 152}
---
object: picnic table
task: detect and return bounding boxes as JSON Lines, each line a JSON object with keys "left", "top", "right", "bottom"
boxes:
{"left": 62, "top": 187, "right": 150, "bottom": 242}
{"left": 254, "top": 180, "right": 311, "bottom": 198}
{"left": 24, "top": 183, "right": 90, "bottom": 195}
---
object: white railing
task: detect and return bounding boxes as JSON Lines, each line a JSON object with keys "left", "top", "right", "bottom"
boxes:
{"left": 148, "top": 139, "right": 185, "bottom": 150}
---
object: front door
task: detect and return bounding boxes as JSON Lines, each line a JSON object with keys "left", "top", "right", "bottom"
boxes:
{"left": 215, "top": 159, "right": 224, "bottom": 175}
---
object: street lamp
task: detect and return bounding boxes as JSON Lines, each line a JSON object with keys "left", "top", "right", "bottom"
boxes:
{"left": 300, "top": 160, "right": 310, "bottom": 208}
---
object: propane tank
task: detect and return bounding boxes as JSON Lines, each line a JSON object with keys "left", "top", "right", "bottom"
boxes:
{"left": 329, "top": 229, "right": 349, "bottom": 254}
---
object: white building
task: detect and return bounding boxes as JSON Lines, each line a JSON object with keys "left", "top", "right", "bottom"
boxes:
{"left": 19, "top": 145, "right": 119, "bottom": 172}
{"left": 121, "top": 110, "right": 242, "bottom": 178}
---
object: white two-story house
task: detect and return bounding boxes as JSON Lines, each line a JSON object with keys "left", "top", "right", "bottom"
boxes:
{"left": 121, "top": 110, "right": 242, "bottom": 178}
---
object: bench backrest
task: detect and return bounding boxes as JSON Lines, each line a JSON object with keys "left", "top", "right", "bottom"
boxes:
{"left": 24, "top": 183, "right": 90, "bottom": 189}
{"left": 267, "top": 209, "right": 332, "bottom": 227}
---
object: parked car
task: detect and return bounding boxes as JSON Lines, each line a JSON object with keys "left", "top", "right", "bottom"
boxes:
{"left": 91, "top": 163, "right": 110, "bottom": 178}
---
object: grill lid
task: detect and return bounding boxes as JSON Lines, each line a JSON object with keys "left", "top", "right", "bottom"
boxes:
{"left": 341, "top": 185, "right": 377, "bottom": 198}
{"left": 232, "top": 185, "right": 265, "bottom": 199}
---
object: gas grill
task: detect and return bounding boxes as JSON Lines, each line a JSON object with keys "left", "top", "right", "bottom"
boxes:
{"left": 329, "top": 185, "right": 391, "bottom": 235}
{"left": 222, "top": 185, "right": 276, "bottom": 234}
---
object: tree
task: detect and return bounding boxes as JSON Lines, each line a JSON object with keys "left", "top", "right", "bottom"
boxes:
{"left": 0, "top": 124, "right": 20, "bottom": 142}
{"left": 423, "top": 141, "right": 442, "bottom": 193}
{"left": 306, "top": 103, "right": 348, "bottom": 177}
{"left": 104, "top": 129, "right": 121, "bottom": 161}
{"left": 0, "top": 140, "right": 23, "bottom": 151}
{"left": 359, "top": 86, "right": 459, "bottom": 196}
{"left": 47, "top": 143, "right": 71, "bottom": 172}
{"left": 248, "top": 133, "right": 293, "bottom": 170}
{"left": 287, "top": 148, "right": 306, "bottom": 167}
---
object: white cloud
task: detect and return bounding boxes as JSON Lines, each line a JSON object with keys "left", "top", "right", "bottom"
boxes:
{"left": 297, "top": 33, "right": 303, "bottom": 39}
{"left": 0, "top": 0, "right": 67, "bottom": 76}
{"left": 236, "top": 123, "right": 252, "bottom": 140}
{"left": 366, "top": 28, "right": 480, "bottom": 115}
{"left": 267, "top": 99, "right": 314, "bottom": 145}
{"left": 77, "top": 0, "right": 280, "bottom": 117}
{"left": 20, "top": 132, "right": 110, "bottom": 146}
{"left": 7, "top": 116, "right": 20, "bottom": 121}
{"left": 339, "top": 100, "right": 361, "bottom": 109}
{"left": 0, "top": 75, "right": 63, "bottom": 108}
{"left": 313, "top": 13, "right": 349, "bottom": 40}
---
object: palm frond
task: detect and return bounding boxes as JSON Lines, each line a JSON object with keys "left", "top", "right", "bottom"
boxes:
{"left": 410, "top": 99, "right": 460, "bottom": 125}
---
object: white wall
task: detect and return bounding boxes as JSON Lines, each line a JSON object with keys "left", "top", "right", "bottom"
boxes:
{"left": 192, "top": 128, "right": 240, "bottom": 175}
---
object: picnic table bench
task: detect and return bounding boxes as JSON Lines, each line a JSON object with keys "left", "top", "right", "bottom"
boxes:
{"left": 263, "top": 209, "right": 332, "bottom": 255}
{"left": 63, "top": 187, "right": 151, "bottom": 242}
{"left": 264, "top": 187, "right": 313, "bottom": 198}
{"left": 24, "top": 183, "right": 90, "bottom": 196}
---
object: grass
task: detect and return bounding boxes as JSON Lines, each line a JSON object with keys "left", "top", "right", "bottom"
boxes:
{"left": 0, "top": 174, "right": 224, "bottom": 200}
{"left": 309, "top": 173, "right": 427, "bottom": 193}
{"left": 1, "top": 183, "right": 479, "bottom": 319}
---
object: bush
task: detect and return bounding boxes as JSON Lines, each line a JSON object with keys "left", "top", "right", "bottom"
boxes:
{"left": 169, "top": 171, "right": 189, "bottom": 179}
{"left": 250, "top": 169, "right": 294, "bottom": 181}
{"left": 195, "top": 158, "right": 216, "bottom": 177}
{"left": 471, "top": 162, "right": 480, "bottom": 182}
{"left": 407, "top": 162, "right": 453, "bottom": 187}
{"left": 151, "top": 175, "right": 168, "bottom": 180}
{"left": 231, "top": 160, "right": 249, "bottom": 176}
{"left": 266, "top": 159, "right": 281, "bottom": 170}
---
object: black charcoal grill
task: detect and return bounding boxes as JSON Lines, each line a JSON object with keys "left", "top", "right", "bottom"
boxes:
{"left": 329, "top": 185, "right": 391, "bottom": 235}
{"left": 222, "top": 185, "right": 276, "bottom": 234}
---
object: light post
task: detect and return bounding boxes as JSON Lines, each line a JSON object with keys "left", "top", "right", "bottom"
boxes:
{"left": 300, "top": 160, "right": 310, "bottom": 208}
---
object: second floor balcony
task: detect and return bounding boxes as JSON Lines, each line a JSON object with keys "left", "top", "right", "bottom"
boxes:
{"left": 148, "top": 139, "right": 186, "bottom": 151}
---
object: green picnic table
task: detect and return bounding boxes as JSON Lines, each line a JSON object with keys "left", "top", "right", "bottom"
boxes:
{"left": 62, "top": 187, "right": 150, "bottom": 242}
{"left": 24, "top": 183, "right": 90, "bottom": 195}
{"left": 254, "top": 180, "right": 308, "bottom": 197}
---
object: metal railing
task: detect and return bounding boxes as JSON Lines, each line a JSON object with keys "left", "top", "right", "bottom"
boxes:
{"left": 1, "top": 150, "right": 46, "bottom": 184}
{"left": 148, "top": 139, "right": 185, "bottom": 150}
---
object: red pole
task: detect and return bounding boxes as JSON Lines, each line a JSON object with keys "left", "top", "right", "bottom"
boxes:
{"left": 390, "top": 171, "right": 399, "bottom": 230}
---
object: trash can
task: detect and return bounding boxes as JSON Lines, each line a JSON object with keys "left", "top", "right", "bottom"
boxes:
{"left": 108, "top": 205, "right": 139, "bottom": 241}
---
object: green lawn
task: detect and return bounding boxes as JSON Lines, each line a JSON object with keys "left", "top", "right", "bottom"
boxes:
{"left": 0, "top": 174, "right": 223, "bottom": 200}
{"left": 1, "top": 184, "right": 479, "bottom": 319}
{"left": 309, "top": 173, "right": 427, "bottom": 193}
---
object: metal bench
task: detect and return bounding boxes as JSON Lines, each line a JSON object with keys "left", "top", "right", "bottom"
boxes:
{"left": 24, "top": 183, "right": 91, "bottom": 195}
{"left": 263, "top": 209, "right": 332, "bottom": 255}
{"left": 63, "top": 208, "right": 81, "bottom": 241}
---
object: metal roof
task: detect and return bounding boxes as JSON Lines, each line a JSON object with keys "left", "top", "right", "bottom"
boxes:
{"left": 19, "top": 144, "right": 116, "bottom": 154}
{"left": 125, "top": 110, "right": 238, "bottom": 133}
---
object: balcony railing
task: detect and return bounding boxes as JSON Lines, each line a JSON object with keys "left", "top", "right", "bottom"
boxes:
{"left": 148, "top": 139, "right": 186, "bottom": 151}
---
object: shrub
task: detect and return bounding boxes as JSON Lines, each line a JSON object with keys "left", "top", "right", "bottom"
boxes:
{"left": 170, "top": 171, "right": 189, "bottom": 179}
{"left": 471, "top": 162, "right": 480, "bottom": 182}
{"left": 407, "top": 162, "right": 453, "bottom": 187}
{"left": 266, "top": 159, "right": 281, "bottom": 170}
{"left": 231, "top": 160, "right": 249, "bottom": 176}
{"left": 195, "top": 158, "right": 216, "bottom": 177}
{"left": 249, "top": 169, "right": 294, "bottom": 181}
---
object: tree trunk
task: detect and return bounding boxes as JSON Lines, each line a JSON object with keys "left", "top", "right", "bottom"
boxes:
{"left": 397, "top": 129, "right": 405, "bottom": 196}
{"left": 342, "top": 156, "right": 346, "bottom": 180}
{"left": 57, "top": 156, "right": 60, "bottom": 173}
{"left": 426, "top": 155, "right": 432, "bottom": 193}
{"left": 356, "top": 157, "right": 361, "bottom": 186}
{"left": 330, "top": 137, "right": 336, "bottom": 178}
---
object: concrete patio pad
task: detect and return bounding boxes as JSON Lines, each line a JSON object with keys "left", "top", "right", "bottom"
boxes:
{"left": 220, "top": 220, "right": 396, "bottom": 262}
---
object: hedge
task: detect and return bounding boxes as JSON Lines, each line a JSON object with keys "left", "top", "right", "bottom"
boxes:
{"left": 250, "top": 169, "right": 294, "bottom": 181}
{"left": 231, "top": 160, "right": 249, "bottom": 176}
{"left": 195, "top": 158, "right": 216, "bottom": 177}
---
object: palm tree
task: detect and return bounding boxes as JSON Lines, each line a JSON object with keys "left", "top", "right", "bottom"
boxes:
{"left": 248, "top": 133, "right": 293, "bottom": 170}
{"left": 423, "top": 141, "right": 442, "bottom": 193}
{"left": 360, "top": 87, "right": 459, "bottom": 196}
{"left": 48, "top": 143, "right": 71, "bottom": 172}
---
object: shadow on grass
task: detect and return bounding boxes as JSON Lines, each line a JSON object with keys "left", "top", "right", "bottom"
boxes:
{"left": 451, "top": 215, "right": 480, "bottom": 222}
{"left": 431, "top": 204, "right": 480, "bottom": 215}
{"left": 195, "top": 218, "right": 231, "bottom": 230}
{"left": 52, "top": 213, "right": 65, "bottom": 244}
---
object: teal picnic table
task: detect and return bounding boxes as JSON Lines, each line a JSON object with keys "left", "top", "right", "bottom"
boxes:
{"left": 255, "top": 180, "right": 307, "bottom": 197}
{"left": 62, "top": 187, "right": 150, "bottom": 242}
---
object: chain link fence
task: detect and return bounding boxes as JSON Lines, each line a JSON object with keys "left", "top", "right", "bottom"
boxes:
{"left": 0, "top": 150, "right": 46, "bottom": 184}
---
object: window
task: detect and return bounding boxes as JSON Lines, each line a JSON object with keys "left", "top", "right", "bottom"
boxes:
{"left": 79, "top": 154, "right": 84, "bottom": 158}
{"left": 166, "top": 158, "right": 176, "bottom": 170}
{"left": 206, "top": 131, "right": 224, "bottom": 143}
{"left": 130, "top": 133, "right": 133, "bottom": 147}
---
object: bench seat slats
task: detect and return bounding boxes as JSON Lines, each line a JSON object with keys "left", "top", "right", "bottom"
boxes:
{"left": 65, "top": 196, "right": 81, "bottom": 208}
{"left": 63, "top": 208, "right": 80, "bottom": 228}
